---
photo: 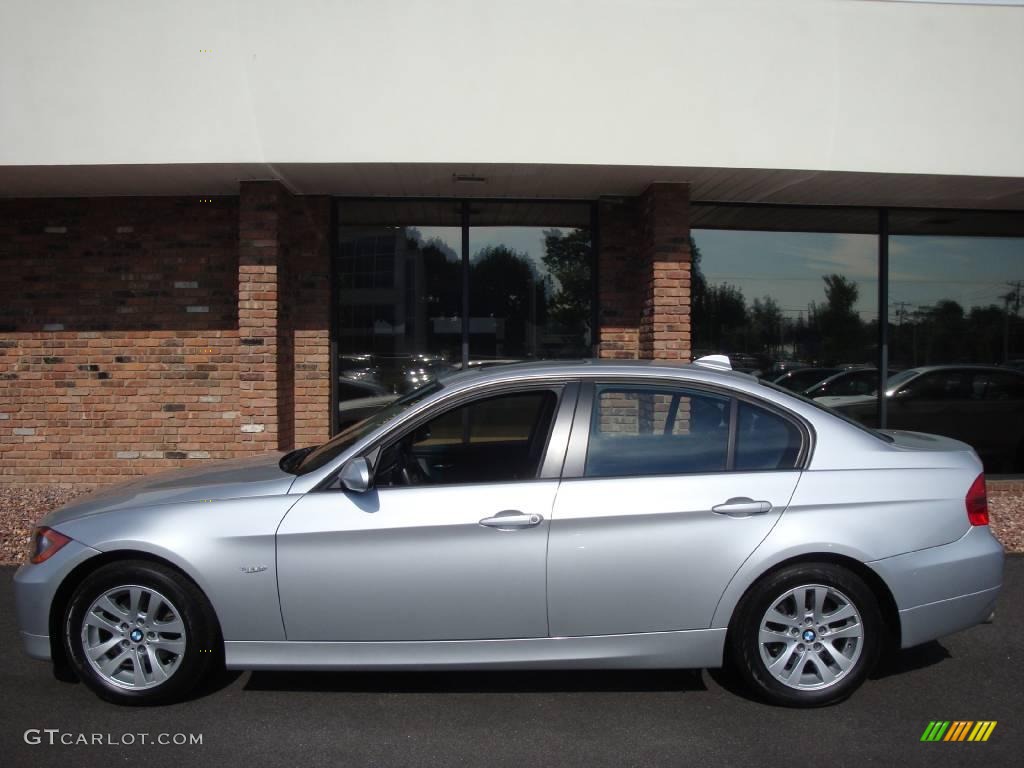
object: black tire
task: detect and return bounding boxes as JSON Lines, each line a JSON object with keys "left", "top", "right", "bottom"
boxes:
{"left": 64, "top": 560, "right": 220, "bottom": 705}
{"left": 728, "top": 562, "right": 882, "bottom": 707}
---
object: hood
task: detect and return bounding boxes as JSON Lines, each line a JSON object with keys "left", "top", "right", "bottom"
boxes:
{"left": 42, "top": 452, "right": 296, "bottom": 527}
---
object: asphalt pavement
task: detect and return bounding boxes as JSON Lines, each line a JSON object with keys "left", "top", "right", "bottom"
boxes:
{"left": 2, "top": 559, "right": 1022, "bottom": 768}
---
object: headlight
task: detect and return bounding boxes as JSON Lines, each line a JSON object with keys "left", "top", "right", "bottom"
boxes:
{"left": 29, "top": 526, "right": 72, "bottom": 564}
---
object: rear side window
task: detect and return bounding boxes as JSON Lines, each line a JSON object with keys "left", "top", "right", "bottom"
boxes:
{"left": 585, "top": 385, "right": 731, "bottom": 477}
{"left": 735, "top": 402, "right": 802, "bottom": 471}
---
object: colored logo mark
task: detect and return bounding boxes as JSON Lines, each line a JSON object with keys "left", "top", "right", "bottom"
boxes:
{"left": 920, "top": 721, "right": 997, "bottom": 742}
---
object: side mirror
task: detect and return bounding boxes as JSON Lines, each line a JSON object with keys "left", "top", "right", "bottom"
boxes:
{"left": 339, "top": 456, "right": 372, "bottom": 493}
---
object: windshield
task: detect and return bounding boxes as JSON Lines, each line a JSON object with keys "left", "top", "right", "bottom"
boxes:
{"left": 758, "top": 378, "right": 894, "bottom": 443}
{"left": 294, "top": 381, "right": 443, "bottom": 475}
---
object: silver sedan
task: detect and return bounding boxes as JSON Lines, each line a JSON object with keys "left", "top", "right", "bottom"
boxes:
{"left": 14, "top": 358, "right": 1004, "bottom": 707}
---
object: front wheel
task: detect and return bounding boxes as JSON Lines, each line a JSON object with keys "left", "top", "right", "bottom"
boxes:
{"left": 729, "top": 563, "right": 882, "bottom": 707}
{"left": 64, "top": 560, "right": 220, "bottom": 705}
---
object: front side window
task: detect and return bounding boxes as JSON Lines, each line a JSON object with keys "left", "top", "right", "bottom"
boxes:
{"left": 375, "top": 390, "right": 558, "bottom": 487}
{"left": 585, "top": 385, "right": 731, "bottom": 478}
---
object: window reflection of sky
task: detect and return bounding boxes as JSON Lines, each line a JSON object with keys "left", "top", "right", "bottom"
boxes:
{"left": 693, "top": 229, "right": 879, "bottom": 321}
{"left": 694, "top": 230, "right": 1024, "bottom": 321}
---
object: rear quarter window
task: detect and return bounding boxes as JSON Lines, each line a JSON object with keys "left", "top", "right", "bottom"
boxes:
{"left": 735, "top": 402, "right": 802, "bottom": 470}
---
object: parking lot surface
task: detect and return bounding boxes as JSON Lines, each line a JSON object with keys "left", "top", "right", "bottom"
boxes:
{"left": 2, "top": 559, "right": 1021, "bottom": 767}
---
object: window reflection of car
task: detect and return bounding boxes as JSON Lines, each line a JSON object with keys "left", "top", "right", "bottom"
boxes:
{"left": 462, "top": 358, "right": 524, "bottom": 369}
{"left": 339, "top": 354, "right": 453, "bottom": 395}
{"left": 804, "top": 368, "right": 879, "bottom": 401}
{"left": 829, "top": 365, "right": 1024, "bottom": 472}
{"left": 772, "top": 367, "right": 840, "bottom": 393}
{"left": 337, "top": 379, "right": 399, "bottom": 430}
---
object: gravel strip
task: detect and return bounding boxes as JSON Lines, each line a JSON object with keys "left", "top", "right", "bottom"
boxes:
{"left": 0, "top": 487, "right": 88, "bottom": 566}
{"left": 988, "top": 490, "right": 1024, "bottom": 554}
{"left": 2, "top": 484, "right": 1023, "bottom": 566}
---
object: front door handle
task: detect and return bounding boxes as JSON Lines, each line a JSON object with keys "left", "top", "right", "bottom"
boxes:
{"left": 712, "top": 497, "right": 772, "bottom": 517}
{"left": 479, "top": 510, "right": 544, "bottom": 530}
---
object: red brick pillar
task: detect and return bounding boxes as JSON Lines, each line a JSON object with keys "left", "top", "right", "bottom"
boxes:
{"left": 238, "top": 181, "right": 285, "bottom": 449}
{"left": 282, "top": 196, "right": 332, "bottom": 448}
{"left": 637, "top": 183, "right": 691, "bottom": 361}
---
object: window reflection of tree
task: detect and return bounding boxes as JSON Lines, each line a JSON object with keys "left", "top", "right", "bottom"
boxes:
{"left": 691, "top": 237, "right": 872, "bottom": 367}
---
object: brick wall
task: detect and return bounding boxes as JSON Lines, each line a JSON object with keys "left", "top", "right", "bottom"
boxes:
{"left": 0, "top": 196, "right": 243, "bottom": 486}
{"left": 0, "top": 186, "right": 333, "bottom": 488}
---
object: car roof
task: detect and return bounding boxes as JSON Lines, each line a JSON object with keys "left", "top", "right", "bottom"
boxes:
{"left": 900, "top": 364, "right": 1024, "bottom": 375}
{"left": 437, "top": 358, "right": 761, "bottom": 392}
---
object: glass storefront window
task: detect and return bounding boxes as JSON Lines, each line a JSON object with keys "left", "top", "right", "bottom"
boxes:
{"left": 336, "top": 223, "right": 461, "bottom": 429}
{"left": 878, "top": 209, "right": 1024, "bottom": 471}
{"left": 334, "top": 199, "right": 593, "bottom": 430}
{"left": 690, "top": 206, "right": 879, "bottom": 386}
{"left": 467, "top": 225, "right": 592, "bottom": 361}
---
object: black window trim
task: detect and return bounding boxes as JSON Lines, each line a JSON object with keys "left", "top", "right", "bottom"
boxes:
{"left": 317, "top": 379, "right": 580, "bottom": 491}
{"left": 562, "top": 377, "right": 813, "bottom": 481}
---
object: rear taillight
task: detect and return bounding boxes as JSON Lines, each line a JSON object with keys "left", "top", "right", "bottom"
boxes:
{"left": 29, "top": 526, "right": 71, "bottom": 564}
{"left": 966, "top": 473, "right": 989, "bottom": 526}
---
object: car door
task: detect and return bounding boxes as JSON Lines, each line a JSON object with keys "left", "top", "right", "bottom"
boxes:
{"left": 276, "top": 382, "right": 577, "bottom": 642}
{"left": 547, "top": 381, "right": 804, "bottom": 637}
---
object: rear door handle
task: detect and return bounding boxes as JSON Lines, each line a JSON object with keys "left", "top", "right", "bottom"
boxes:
{"left": 712, "top": 497, "right": 772, "bottom": 517}
{"left": 479, "top": 510, "right": 544, "bottom": 530}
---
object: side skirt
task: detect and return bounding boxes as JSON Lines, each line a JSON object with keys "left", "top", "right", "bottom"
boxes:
{"left": 225, "top": 628, "right": 727, "bottom": 671}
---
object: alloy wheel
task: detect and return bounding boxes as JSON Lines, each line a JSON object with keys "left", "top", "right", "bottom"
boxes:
{"left": 757, "top": 583, "right": 864, "bottom": 691}
{"left": 80, "top": 584, "right": 187, "bottom": 690}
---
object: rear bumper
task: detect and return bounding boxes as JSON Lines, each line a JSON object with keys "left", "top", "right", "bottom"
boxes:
{"left": 869, "top": 526, "right": 1005, "bottom": 649}
{"left": 897, "top": 586, "right": 1001, "bottom": 648}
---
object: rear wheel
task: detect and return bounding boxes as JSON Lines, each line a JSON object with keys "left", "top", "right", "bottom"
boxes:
{"left": 64, "top": 560, "right": 219, "bottom": 705}
{"left": 729, "top": 563, "right": 882, "bottom": 707}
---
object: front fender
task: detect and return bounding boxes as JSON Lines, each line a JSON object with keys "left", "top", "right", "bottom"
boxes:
{"left": 54, "top": 496, "right": 295, "bottom": 641}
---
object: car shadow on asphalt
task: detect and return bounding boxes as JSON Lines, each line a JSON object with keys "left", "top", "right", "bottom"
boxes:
{"left": 242, "top": 643, "right": 950, "bottom": 697}
{"left": 869, "top": 640, "right": 951, "bottom": 680}
{"left": 244, "top": 667, "right": 707, "bottom": 694}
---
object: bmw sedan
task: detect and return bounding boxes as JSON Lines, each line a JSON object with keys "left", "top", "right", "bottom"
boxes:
{"left": 14, "top": 358, "right": 1004, "bottom": 707}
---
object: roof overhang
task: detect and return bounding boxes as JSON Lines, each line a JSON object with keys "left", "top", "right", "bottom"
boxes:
{"left": 2, "top": 162, "right": 1023, "bottom": 211}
